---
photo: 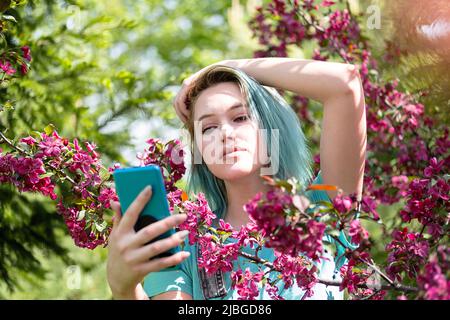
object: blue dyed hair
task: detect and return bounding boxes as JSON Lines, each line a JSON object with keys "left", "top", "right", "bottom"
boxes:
{"left": 184, "top": 64, "right": 314, "bottom": 219}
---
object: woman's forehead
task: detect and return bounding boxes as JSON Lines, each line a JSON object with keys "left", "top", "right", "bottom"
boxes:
{"left": 196, "top": 82, "right": 242, "bottom": 103}
{"left": 193, "top": 83, "right": 247, "bottom": 119}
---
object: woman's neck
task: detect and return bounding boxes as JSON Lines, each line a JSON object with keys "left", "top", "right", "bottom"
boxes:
{"left": 223, "top": 172, "right": 272, "bottom": 229}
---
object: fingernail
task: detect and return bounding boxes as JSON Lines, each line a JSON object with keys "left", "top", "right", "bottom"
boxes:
{"left": 178, "top": 230, "right": 189, "bottom": 240}
{"left": 182, "top": 251, "right": 191, "bottom": 258}
{"left": 144, "top": 185, "right": 152, "bottom": 195}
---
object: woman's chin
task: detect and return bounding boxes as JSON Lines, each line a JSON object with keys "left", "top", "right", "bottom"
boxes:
{"left": 212, "top": 162, "right": 261, "bottom": 181}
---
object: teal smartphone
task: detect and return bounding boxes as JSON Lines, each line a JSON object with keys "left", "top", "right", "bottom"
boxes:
{"left": 112, "top": 165, "right": 181, "bottom": 263}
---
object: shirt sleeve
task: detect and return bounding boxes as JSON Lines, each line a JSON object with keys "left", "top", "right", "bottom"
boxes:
{"left": 304, "top": 170, "right": 359, "bottom": 271}
{"left": 142, "top": 239, "right": 194, "bottom": 298}
{"left": 143, "top": 268, "right": 193, "bottom": 299}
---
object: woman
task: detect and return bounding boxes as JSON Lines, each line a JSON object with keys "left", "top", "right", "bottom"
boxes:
{"left": 106, "top": 57, "right": 367, "bottom": 300}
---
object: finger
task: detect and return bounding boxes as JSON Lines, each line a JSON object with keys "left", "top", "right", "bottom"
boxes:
{"left": 174, "top": 102, "right": 187, "bottom": 124}
{"left": 110, "top": 201, "right": 122, "bottom": 229}
{"left": 176, "top": 106, "right": 188, "bottom": 124}
{"left": 178, "top": 103, "right": 189, "bottom": 124}
{"left": 173, "top": 94, "right": 188, "bottom": 124}
{"left": 138, "top": 251, "right": 191, "bottom": 275}
{"left": 132, "top": 213, "right": 187, "bottom": 247}
{"left": 131, "top": 229, "right": 190, "bottom": 263}
{"left": 118, "top": 185, "right": 152, "bottom": 234}
{"left": 180, "top": 112, "right": 188, "bottom": 124}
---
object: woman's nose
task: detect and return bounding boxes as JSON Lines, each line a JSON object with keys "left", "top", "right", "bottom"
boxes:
{"left": 220, "top": 123, "right": 235, "bottom": 141}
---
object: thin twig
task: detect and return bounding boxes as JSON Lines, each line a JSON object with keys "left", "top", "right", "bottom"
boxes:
{"left": 236, "top": 247, "right": 418, "bottom": 293}
{"left": 318, "top": 278, "right": 418, "bottom": 293}
{"left": 358, "top": 257, "right": 396, "bottom": 287}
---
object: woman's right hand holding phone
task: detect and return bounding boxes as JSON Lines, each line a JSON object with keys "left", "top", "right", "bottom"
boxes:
{"left": 106, "top": 186, "right": 190, "bottom": 299}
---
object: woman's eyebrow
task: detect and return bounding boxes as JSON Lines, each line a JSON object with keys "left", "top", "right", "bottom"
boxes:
{"left": 197, "top": 103, "right": 246, "bottom": 122}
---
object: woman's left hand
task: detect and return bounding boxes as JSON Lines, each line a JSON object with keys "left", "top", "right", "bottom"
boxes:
{"left": 172, "top": 61, "right": 228, "bottom": 124}
{"left": 172, "top": 74, "right": 196, "bottom": 124}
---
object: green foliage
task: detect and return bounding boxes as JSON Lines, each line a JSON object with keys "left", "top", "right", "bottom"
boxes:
{"left": 0, "top": 0, "right": 252, "bottom": 297}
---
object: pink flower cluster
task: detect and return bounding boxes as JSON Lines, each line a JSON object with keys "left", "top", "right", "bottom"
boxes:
{"left": 339, "top": 252, "right": 387, "bottom": 300}
{"left": 348, "top": 220, "right": 369, "bottom": 246}
{"left": 168, "top": 179, "right": 327, "bottom": 299}
{"left": 1, "top": 131, "right": 190, "bottom": 250}
{"left": 0, "top": 60, "right": 16, "bottom": 75}
{"left": 231, "top": 268, "right": 265, "bottom": 300}
{"left": 0, "top": 151, "right": 57, "bottom": 200}
{"left": 272, "top": 251, "right": 318, "bottom": 298}
{"left": 0, "top": 45, "right": 32, "bottom": 79}
{"left": 247, "top": 0, "right": 449, "bottom": 299}
{"left": 244, "top": 188, "right": 326, "bottom": 260}
{"left": 198, "top": 234, "right": 240, "bottom": 274}
{"left": 339, "top": 257, "right": 367, "bottom": 294}
{"left": 398, "top": 158, "right": 449, "bottom": 239}
{"left": 316, "top": 9, "right": 361, "bottom": 58}
{"left": 137, "top": 138, "right": 186, "bottom": 192}
{"left": 56, "top": 201, "right": 109, "bottom": 250}
{"left": 0, "top": 129, "right": 118, "bottom": 249}
{"left": 385, "top": 228, "right": 430, "bottom": 281}
{"left": 169, "top": 190, "right": 216, "bottom": 245}
{"left": 417, "top": 246, "right": 450, "bottom": 300}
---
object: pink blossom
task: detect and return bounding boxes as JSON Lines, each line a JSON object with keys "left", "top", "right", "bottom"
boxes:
{"left": 321, "top": 0, "right": 335, "bottom": 7}
{"left": 385, "top": 228, "right": 430, "bottom": 281}
{"left": 332, "top": 194, "right": 353, "bottom": 214}
{"left": 348, "top": 220, "right": 369, "bottom": 245}
{"left": 231, "top": 268, "right": 264, "bottom": 300}
{"left": 20, "top": 136, "right": 36, "bottom": 146}
{"left": 21, "top": 46, "right": 32, "bottom": 61}
{"left": 417, "top": 246, "right": 450, "bottom": 300}
{"left": 0, "top": 60, "right": 16, "bottom": 75}
{"left": 244, "top": 188, "right": 325, "bottom": 260}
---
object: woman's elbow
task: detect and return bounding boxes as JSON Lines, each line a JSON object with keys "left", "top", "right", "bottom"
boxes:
{"left": 337, "top": 64, "right": 365, "bottom": 110}
{"left": 342, "top": 64, "right": 363, "bottom": 95}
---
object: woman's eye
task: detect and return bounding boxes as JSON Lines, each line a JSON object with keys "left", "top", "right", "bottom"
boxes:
{"left": 202, "top": 116, "right": 248, "bottom": 134}
{"left": 202, "top": 126, "right": 215, "bottom": 134}
{"left": 235, "top": 115, "right": 248, "bottom": 122}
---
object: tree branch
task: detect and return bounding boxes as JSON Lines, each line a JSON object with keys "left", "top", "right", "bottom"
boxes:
{"left": 235, "top": 238, "right": 419, "bottom": 294}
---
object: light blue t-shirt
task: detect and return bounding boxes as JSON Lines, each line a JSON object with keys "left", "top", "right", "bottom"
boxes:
{"left": 143, "top": 171, "right": 357, "bottom": 300}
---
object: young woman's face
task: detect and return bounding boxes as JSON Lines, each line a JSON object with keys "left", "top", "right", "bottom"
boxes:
{"left": 192, "top": 82, "right": 269, "bottom": 181}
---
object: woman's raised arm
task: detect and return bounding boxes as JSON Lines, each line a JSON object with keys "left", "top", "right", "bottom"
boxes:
{"left": 215, "top": 58, "right": 367, "bottom": 200}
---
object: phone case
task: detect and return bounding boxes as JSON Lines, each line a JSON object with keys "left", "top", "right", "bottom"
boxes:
{"left": 112, "top": 165, "right": 181, "bottom": 264}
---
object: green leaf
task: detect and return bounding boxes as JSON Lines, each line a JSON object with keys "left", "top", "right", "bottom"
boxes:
{"left": 220, "top": 233, "right": 231, "bottom": 242}
{"left": 0, "top": 100, "right": 14, "bottom": 111}
{"left": 327, "top": 229, "right": 341, "bottom": 238}
{"left": 1, "top": 15, "right": 17, "bottom": 23}
{"left": 77, "top": 210, "right": 86, "bottom": 221}
{"left": 261, "top": 277, "right": 267, "bottom": 286}
{"left": 39, "top": 172, "right": 54, "bottom": 179}
{"left": 275, "top": 180, "right": 293, "bottom": 192}
{"left": 95, "top": 220, "right": 107, "bottom": 232}
{"left": 172, "top": 206, "right": 179, "bottom": 215}
{"left": 44, "top": 124, "right": 55, "bottom": 136}
{"left": 30, "top": 131, "right": 42, "bottom": 140}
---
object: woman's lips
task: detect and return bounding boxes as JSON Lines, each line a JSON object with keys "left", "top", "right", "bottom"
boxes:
{"left": 222, "top": 147, "right": 246, "bottom": 157}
